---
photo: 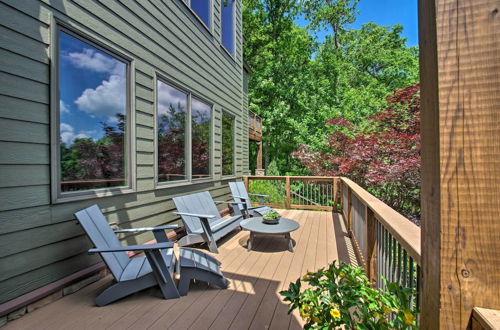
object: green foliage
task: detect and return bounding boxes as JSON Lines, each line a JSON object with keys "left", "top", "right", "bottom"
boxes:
{"left": 222, "top": 113, "right": 235, "bottom": 175}
{"left": 243, "top": 0, "right": 419, "bottom": 175}
{"left": 280, "top": 262, "right": 419, "bottom": 329}
{"left": 249, "top": 160, "right": 286, "bottom": 204}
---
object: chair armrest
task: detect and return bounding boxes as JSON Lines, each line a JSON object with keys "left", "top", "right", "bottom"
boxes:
{"left": 114, "top": 225, "right": 178, "bottom": 234}
{"left": 249, "top": 193, "right": 269, "bottom": 198}
{"left": 232, "top": 195, "right": 248, "bottom": 201}
{"left": 88, "top": 242, "right": 174, "bottom": 254}
{"left": 173, "top": 212, "right": 216, "bottom": 219}
{"left": 214, "top": 200, "right": 246, "bottom": 205}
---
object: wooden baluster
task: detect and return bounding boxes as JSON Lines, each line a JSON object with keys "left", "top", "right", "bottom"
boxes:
{"left": 285, "top": 177, "right": 291, "bottom": 209}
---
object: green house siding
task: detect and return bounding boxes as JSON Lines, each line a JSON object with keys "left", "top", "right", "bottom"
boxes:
{"left": 0, "top": 0, "right": 247, "bottom": 304}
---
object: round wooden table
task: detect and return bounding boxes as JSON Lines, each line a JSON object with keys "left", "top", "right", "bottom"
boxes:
{"left": 240, "top": 217, "right": 300, "bottom": 252}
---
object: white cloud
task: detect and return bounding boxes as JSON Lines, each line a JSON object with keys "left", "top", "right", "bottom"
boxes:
{"left": 74, "top": 75, "right": 126, "bottom": 119}
{"left": 60, "top": 123, "right": 73, "bottom": 133}
{"left": 157, "top": 81, "right": 188, "bottom": 117}
{"left": 60, "top": 123, "right": 91, "bottom": 145}
{"left": 66, "top": 48, "right": 123, "bottom": 75}
{"left": 60, "top": 100, "right": 70, "bottom": 114}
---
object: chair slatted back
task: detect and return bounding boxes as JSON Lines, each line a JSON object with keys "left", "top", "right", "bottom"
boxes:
{"left": 74, "top": 205, "right": 129, "bottom": 281}
{"left": 173, "top": 191, "right": 220, "bottom": 234}
{"left": 229, "top": 181, "right": 251, "bottom": 211}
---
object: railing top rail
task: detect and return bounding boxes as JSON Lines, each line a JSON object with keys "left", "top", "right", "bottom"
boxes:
{"left": 341, "top": 177, "right": 421, "bottom": 264}
{"left": 245, "top": 175, "right": 339, "bottom": 181}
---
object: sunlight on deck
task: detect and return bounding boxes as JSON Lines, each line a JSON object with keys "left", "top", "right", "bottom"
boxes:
{"left": 4, "top": 210, "right": 355, "bottom": 330}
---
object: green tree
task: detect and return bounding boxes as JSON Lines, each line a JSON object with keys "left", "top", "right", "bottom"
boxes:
{"left": 243, "top": 0, "right": 419, "bottom": 174}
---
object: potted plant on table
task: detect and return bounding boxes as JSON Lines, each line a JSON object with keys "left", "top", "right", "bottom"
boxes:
{"left": 262, "top": 210, "right": 281, "bottom": 224}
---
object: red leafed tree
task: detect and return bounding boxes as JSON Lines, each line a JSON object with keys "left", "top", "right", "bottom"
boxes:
{"left": 293, "top": 84, "right": 421, "bottom": 223}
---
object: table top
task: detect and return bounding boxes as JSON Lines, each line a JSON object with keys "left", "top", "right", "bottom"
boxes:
{"left": 240, "top": 217, "right": 300, "bottom": 234}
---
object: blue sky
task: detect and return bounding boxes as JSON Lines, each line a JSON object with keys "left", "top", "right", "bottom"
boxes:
{"left": 59, "top": 31, "right": 126, "bottom": 145}
{"left": 297, "top": 0, "right": 419, "bottom": 47}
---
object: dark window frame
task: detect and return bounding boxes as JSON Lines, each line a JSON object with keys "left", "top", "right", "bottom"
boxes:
{"left": 50, "top": 23, "right": 135, "bottom": 203}
{"left": 154, "top": 74, "right": 214, "bottom": 187}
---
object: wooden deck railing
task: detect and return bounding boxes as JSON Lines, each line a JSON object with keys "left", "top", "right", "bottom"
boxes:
{"left": 244, "top": 176, "right": 339, "bottom": 211}
{"left": 340, "top": 178, "right": 421, "bottom": 309}
{"left": 244, "top": 175, "right": 422, "bottom": 309}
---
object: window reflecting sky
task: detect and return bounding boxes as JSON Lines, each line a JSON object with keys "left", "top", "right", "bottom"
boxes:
{"left": 59, "top": 31, "right": 126, "bottom": 145}
{"left": 221, "top": 0, "right": 234, "bottom": 54}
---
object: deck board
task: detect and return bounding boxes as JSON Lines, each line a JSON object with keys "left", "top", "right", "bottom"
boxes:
{"left": 3, "top": 210, "right": 354, "bottom": 330}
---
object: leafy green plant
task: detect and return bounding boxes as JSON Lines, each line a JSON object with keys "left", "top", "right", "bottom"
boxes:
{"left": 280, "top": 262, "right": 418, "bottom": 329}
{"left": 263, "top": 210, "right": 281, "bottom": 220}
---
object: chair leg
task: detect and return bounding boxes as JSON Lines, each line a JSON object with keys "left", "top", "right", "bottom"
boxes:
{"left": 145, "top": 250, "right": 180, "bottom": 299}
{"left": 178, "top": 268, "right": 229, "bottom": 296}
{"left": 207, "top": 238, "right": 219, "bottom": 254}
{"left": 95, "top": 275, "right": 156, "bottom": 306}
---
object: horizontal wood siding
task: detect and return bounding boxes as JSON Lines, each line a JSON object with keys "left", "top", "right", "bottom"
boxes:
{"left": 0, "top": 0, "right": 246, "bottom": 304}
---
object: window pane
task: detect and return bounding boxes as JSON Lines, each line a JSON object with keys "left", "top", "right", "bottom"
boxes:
{"left": 222, "top": 112, "right": 234, "bottom": 176}
{"left": 191, "top": 98, "right": 211, "bottom": 178}
{"left": 221, "top": 0, "right": 235, "bottom": 54}
{"left": 59, "top": 31, "right": 127, "bottom": 193}
{"left": 191, "top": 0, "right": 211, "bottom": 28}
{"left": 157, "top": 81, "right": 188, "bottom": 182}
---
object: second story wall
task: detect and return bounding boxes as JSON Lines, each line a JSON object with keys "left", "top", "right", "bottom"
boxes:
{"left": 0, "top": 0, "right": 246, "bottom": 304}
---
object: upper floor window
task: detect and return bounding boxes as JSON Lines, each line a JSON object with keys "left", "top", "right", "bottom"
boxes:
{"left": 56, "top": 28, "right": 130, "bottom": 197}
{"left": 156, "top": 79, "right": 212, "bottom": 184}
{"left": 221, "top": 0, "right": 235, "bottom": 54}
{"left": 221, "top": 111, "right": 235, "bottom": 176}
{"left": 187, "top": 0, "right": 212, "bottom": 28}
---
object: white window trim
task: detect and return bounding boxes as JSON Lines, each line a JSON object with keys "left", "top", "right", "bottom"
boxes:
{"left": 154, "top": 74, "right": 214, "bottom": 188}
{"left": 221, "top": 110, "right": 236, "bottom": 177}
{"left": 220, "top": 0, "right": 236, "bottom": 57}
{"left": 50, "top": 20, "right": 136, "bottom": 204}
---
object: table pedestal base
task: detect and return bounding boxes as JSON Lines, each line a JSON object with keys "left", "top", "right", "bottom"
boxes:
{"left": 247, "top": 232, "right": 294, "bottom": 252}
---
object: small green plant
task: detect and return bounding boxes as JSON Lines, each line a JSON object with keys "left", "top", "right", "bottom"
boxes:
{"left": 263, "top": 210, "right": 281, "bottom": 221}
{"left": 280, "top": 262, "right": 418, "bottom": 329}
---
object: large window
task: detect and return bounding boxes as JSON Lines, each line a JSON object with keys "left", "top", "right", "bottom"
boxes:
{"left": 188, "top": 0, "right": 211, "bottom": 28}
{"left": 156, "top": 79, "right": 212, "bottom": 184}
{"left": 57, "top": 28, "right": 129, "bottom": 195}
{"left": 157, "top": 80, "right": 188, "bottom": 182}
{"left": 221, "top": 111, "right": 235, "bottom": 176}
{"left": 221, "top": 0, "right": 235, "bottom": 54}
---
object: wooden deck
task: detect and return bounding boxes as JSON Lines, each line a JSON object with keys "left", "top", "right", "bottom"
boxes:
{"left": 4, "top": 210, "right": 356, "bottom": 330}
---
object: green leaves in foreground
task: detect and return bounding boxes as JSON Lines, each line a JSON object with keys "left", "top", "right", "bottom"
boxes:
{"left": 279, "top": 262, "right": 419, "bottom": 329}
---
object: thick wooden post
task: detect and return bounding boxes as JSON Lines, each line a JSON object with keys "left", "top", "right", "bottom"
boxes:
{"left": 365, "top": 207, "right": 377, "bottom": 283}
{"left": 285, "top": 177, "right": 291, "bottom": 209}
{"left": 244, "top": 176, "right": 249, "bottom": 193}
{"left": 419, "top": 0, "right": 500, "bottom": 327}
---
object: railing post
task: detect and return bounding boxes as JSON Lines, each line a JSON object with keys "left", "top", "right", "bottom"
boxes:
{"left": 285, "top": 176, "right": 291, "bottom": 209}
{"left": 339, "top": 180, "right": 344, "bottom": 215}
{"left": 332, "top": 178, "right": 338, "bottom": 212}
{"left": 244, "top": 176, "right": 249, "bottom": 192}
{"left": 365, "top": 207, "right": 377, "bottom": 283}
{"left": 347, "top": 187, "right": 352, "bottom": 237}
